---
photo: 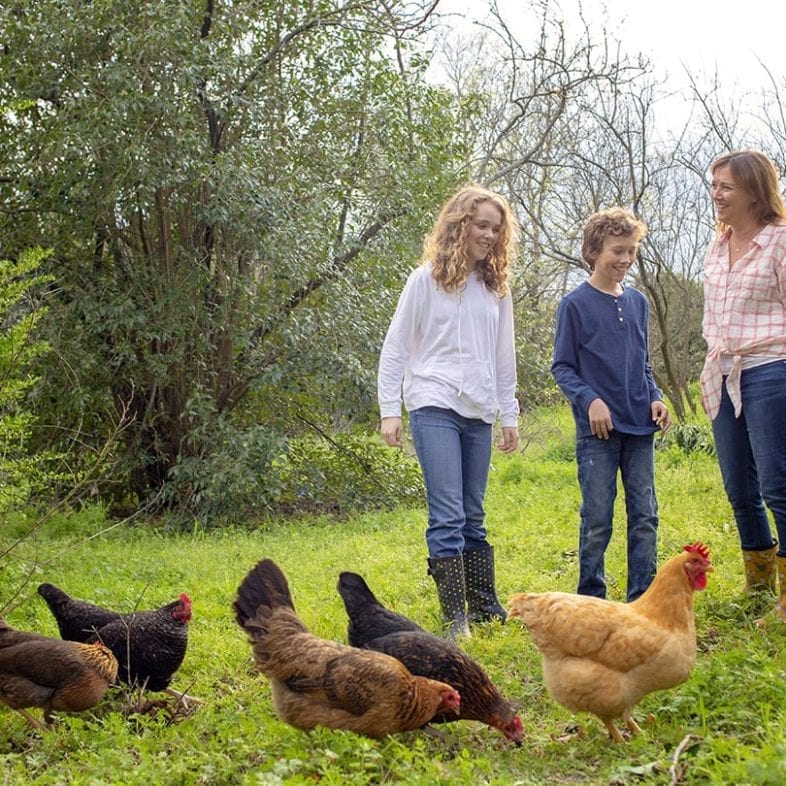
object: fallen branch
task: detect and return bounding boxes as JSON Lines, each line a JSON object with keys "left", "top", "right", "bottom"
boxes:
{"left": 670, "top": 733, "right": 701, "bottom": 785}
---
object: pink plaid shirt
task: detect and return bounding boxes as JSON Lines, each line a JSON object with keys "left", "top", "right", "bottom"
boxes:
{"left": 700, "top": 223, "right": 786, "bottom": 419}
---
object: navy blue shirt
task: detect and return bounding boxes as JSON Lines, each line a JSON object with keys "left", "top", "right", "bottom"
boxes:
{"left": 551, "top": 281, "right": 662, "bottom": 438}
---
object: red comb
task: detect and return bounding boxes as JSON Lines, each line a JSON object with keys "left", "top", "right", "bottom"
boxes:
{"left": 683, "top": 542, "right": 710, "bottom": 560}
{"left": 180, "top": 593, "right": 191, "bottom": 606}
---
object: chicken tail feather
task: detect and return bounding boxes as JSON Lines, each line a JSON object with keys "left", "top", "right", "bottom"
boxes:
{"left": 36, "top": 582, "right": 72, "bottom": 609}
{"left": 337, "top": 572, "right": 379, "bottom": 617}
{"left": 337, "top": 572, "right": 424, "bottom": 648}
{"left": 233, "top": 558, "right": 296, "bottom": 630}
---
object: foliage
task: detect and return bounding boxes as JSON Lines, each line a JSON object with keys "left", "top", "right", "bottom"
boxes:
{"left": 162, "top": 419, "right": 424, "bottom": 526}
{"left": 664, "top": 422, "right": 717, "bottom": 457}
{"left": 1, "top": 402, "right": 784, "bottom": 784}
{"left": 0, "top": 247, "right": 56, "bottom": 511}
{"left": 274, "top": 430, "right": 424, "bottom": 518}
{"left": 0, "top": 0, "right": 467, "bottom": 516}
{"left": 512, "top": 268, "right": 564, "bottom": 410}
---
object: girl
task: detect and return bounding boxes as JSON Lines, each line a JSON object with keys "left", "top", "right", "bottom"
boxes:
{"left": 377, "top": 184, "right": 520, "bottom": 639}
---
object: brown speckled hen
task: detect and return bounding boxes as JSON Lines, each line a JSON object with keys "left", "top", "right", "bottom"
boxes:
{"left": 234, "top": 558, "right": 461, "bottom": 738}
{"left": 0, "top": 616, "right": 118, "bottom": 729}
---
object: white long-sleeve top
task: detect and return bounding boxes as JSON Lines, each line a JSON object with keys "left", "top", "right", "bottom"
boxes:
{"left": 378, "top": 262, "right": 520, "bottom": 426}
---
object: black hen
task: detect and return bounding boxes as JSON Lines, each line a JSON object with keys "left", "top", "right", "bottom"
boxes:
{"left": 337, "top": 571, "right": 524, "bottom": 744}
{"left": 338, "top": 571, "right": 424, "bottom": 643}
{"left": 37, "top": 583, "right": 121, "bottom": 642}
{"left": 37, "top": 583, "right": 194, "bottom": 700}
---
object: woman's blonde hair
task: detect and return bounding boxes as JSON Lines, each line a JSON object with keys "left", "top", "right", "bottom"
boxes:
{"left": 421, "top": 184, "right": 517, "bottom": 296}
{"left": 710, "top": 149, "right": 786, "bottom": 229}
{"left": 582, "top": 207, "right": 647, "bottom": 270}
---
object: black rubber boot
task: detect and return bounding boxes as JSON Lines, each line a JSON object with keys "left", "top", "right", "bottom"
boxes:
{"left": 463, "top": 546, "right": 507, "bottom": 623}
{"left": 427, "top": 555, "right": 470, "bottom": 641}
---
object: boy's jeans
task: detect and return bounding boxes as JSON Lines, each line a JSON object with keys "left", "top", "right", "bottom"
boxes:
{"left": 576, "top": 431, "right": 658, "bottom": 601}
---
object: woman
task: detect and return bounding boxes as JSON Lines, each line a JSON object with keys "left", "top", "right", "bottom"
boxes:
{"left": 702, "top": 149, "right": 786, "bottom": 619}
{"left": 377, "top": 184, "right": 520, "bottom": 640}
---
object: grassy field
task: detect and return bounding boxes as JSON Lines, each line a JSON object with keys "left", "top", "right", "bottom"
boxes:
{"left": 1, "top": 405, "right": 786, "bottom": 785}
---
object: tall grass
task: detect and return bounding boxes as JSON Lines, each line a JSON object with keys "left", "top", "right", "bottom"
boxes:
{"left": 1, "top": 404, "right": 785, "bottom": 785}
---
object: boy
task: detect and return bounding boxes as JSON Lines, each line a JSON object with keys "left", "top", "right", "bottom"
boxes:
{"left": 551, "top": 207, "right": 671, "bottom": 601}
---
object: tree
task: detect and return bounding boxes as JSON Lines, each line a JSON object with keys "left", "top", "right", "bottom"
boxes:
{"left": 0, "top": 0, "right": 465, "bottom": 517}
{"left": 431, "top": 4, "right": 656, "bottom": 407}
{"left": 432, "top": 4, "right": 717, "bottom": 418}
{"left": 0, "top": 247, "right": 54, "bottom": 510}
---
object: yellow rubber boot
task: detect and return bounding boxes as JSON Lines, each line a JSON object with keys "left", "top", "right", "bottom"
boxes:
{"left": 777, "top": 555, "right": 786, "bottom": 620}
{"left": 742, "top": 544, "right": 778, "bottom": 592}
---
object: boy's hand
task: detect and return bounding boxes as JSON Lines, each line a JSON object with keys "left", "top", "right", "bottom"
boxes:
{"left": 497, "top": 426, "right": 519, "bottom": 453}
{"left": 380, "top": 416, "right": 403, "bottom": 447}
{"left": 652, "top": 401, "right": 672, "bottom": 433}
{"left": 588, "top": 398, "right": 613, "bottom": 439}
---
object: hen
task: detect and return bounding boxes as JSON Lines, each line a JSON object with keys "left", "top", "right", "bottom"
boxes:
{"left": 0, "top": 616, "right": 118, "bottom": 730}
{"left": 507, "top": 543, "right": 713, "bottom": 742}
{"left": 233, "top": 558, "right": 461, "bottom": 738}
{"left": 337, "top": 571, "right": 523, "bottom": 744}
{"left": 37, "top": 583, "right": 193, "bottom": 701}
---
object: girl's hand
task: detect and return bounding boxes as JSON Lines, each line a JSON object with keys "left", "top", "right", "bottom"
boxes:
{"left": 497, "top": 426, "right": 519, "bottom": 453}
{"left": 380, "top": 416, "right": 403, "bottom": 447}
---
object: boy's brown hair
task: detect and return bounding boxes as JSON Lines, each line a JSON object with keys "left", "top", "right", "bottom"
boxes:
{"left": 582, "top": 207, "right": 647, "bottom": 270}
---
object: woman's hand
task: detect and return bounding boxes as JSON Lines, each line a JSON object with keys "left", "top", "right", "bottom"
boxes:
{"left": 380, "top": 416, "right": 403, "bottom": 447}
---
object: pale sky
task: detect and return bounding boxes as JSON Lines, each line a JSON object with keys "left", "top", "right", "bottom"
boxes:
{"left": 437, "top": 0, "right": 781, "bottom": 96}
{"left": 564, "top": 0, "right": 779, "bottom": 87}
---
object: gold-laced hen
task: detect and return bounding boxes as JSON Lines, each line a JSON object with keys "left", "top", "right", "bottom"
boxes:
{"left": 234, "top": 558, "right": 461, "bottom": 738}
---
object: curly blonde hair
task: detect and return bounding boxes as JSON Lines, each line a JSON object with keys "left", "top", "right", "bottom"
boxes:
{"left": 421, "top": 184, "right": 517, "bottom": 296}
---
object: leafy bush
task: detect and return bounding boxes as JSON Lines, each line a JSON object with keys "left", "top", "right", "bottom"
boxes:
{"left": 0, "top": 247, "right": 56, "bottom": 511}
{"left": 164, "top": 421, "right": 424, "bottom": 526}
{"left": 274, "top": 430, "right": 424, "bottom": 517}
{"left": 667, "top": 422, "right": 717, "bottom": 456}
{"left": 164, "top": 418, "right": 288, "bottom": 524}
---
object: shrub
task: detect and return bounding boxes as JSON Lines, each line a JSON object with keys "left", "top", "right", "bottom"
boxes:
{"left": 667, "top": 422, "right": 717, "bottom": 456}
{"left": 275, "top": 430, "right": 424, "bottom": 517}
{"left": 0, "top": 247, "right": 56, "bottom": 511}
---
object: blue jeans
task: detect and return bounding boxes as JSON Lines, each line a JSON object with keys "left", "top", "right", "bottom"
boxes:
{"left": 409, "top": 406, "right": 493, "bottom": 558}
{"left": 711, "top": 360, "right": 786, "bottom": 553}
{"left": 576, "top": 432, "right": 658, "bottom": 601}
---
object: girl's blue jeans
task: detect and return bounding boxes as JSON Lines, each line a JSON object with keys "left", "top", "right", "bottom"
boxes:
{"left": 576, "top": 431, "right": 659, "bottom": 601}
{"left": 409, "top": 406, "right": 492, "bottom": 558}
{"left": 711, "top": 359, "right": 786, "bottom": 553}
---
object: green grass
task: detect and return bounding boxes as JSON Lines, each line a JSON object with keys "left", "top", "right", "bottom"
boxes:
{"left": 2, "top": 404, "right": 786, "bottom": 785}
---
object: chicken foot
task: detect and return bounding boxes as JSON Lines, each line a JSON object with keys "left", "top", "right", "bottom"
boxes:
{"left": 603, "top": 710, "right": 642, "bottom": 743}
{"left": 164, "top": 687, "right": 204, "bottom": 708}
{"left": 603, "top": 719, "right": 624, "bottom": 743}
{"left": 623, "top": 709, "right": 643, "bottom": 736}
{"left": 15, "top": 708, "right": 50, "bottom": 731}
